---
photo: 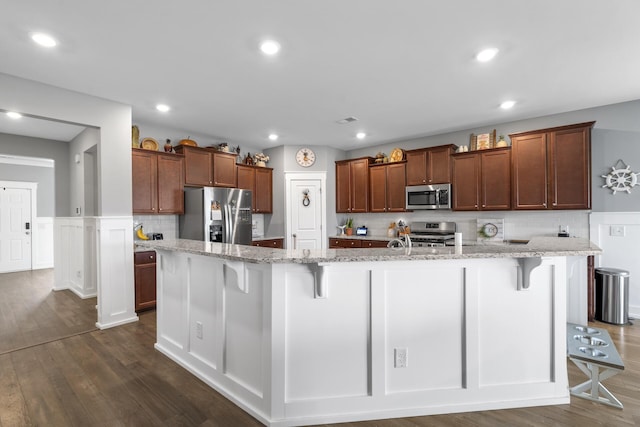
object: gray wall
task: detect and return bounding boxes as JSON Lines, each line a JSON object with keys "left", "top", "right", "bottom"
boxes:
{"left": 69, "top": 128, "right": 100, "bottom": 216}
{"left": 348, "top": 99, "right": 640, "bottom": 213}
{"left": 0, "top": 132, "right": 70, "bottom": 216}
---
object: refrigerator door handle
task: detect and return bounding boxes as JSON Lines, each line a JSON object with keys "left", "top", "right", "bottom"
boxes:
{"left": 224, "top": 205, "right": 231, "bottom": 242}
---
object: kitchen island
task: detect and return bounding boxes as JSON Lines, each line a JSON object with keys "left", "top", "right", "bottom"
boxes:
{"left": 135, "top": 237, "right": 600, "bottom": 427}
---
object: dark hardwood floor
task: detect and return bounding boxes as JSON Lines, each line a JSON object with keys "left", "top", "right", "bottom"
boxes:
{"left": 0, "top": 288, "right": 638, "bottom": 426}
{"left": 0, "top": 269, "right": 97, "bottom": 355}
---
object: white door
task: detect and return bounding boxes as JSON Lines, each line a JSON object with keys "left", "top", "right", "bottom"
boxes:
{"left": 287, "top": 177, "right": 324, "bottom": 249}
{"left": 0, "top": 187, "right": 32, "bottom": 272}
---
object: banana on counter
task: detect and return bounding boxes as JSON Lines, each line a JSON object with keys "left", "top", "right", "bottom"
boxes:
{"left": 135, "top": 224, "right": 150, "bottom": 240}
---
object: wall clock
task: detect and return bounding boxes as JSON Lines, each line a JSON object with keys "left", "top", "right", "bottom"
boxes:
{"left": 296, "top": 148, "right": 316, "bottom": 167}
{"left": 481, "top": 223, "right": 498, "bottom": 238}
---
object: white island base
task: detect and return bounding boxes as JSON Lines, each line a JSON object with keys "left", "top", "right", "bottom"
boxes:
{"left": 152, "top": 248, "right": 572, "bottom": 426}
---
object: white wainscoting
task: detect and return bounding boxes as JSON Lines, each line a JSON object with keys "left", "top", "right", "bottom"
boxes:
{"left": 95, "top": 216, "right": 137, "bottom": 329}
{"left": 54, "top": 217, "right": 85, "bottom": 294}
{"left": 32, "top": 217, "right": 54, "bottom": 269}
{"left": 54, "top": 216, "right": 137, "bottom": 329}
{"left": 590, "top": 212, "right": 640, "bottom": 318}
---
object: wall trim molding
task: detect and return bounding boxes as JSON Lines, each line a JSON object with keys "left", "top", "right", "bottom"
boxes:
{"left": 0, "top": 154, "right": 54, "bottom": 168}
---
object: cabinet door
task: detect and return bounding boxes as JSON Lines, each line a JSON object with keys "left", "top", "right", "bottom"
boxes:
{"left": 452, "top": 153, "right": 479, "bottom": 211}
{"left": 512, "top": 133, "right": 548, "bottom": 209}
{"left": 549, "top": 126, "right": 591, "bottom": 209}
{"left": 132, "top": 150, "right": 157, "bottom": 214}
{"left": 386, "top": 163, "right": 406, "bottom": 212}
{"left": 335, "top": 162, "right": 351, "bottom": 213}
{"left": 350, "top": 159, "right": 370, "bottom": 213}
{"left": 254, "top": 167, "right": 273, "bottom": 213}
{"left": 183, "top": 147, "right": 213, "bottom": 186}
{"left": 428, "top": 146, "right": 453, "bottom": 184}
{"left": 157, "top": 154, "right": 184, "bottom": 214}
{"left": 236, "top": 165, "right": 256, "bottom": 209}
{"left": 236, "top": 165, "right": 255, "bottom": 190}
{"left": 481, "top": 149, "right": 511, "bottom": 210}
{"left": 212, "top": 152, "right": 237, "bottom": 187}
{"left": 134, "top": 251, "right": 156, "bottom": 312}
{"left": 406, "top": 150, "right": 427, "bottom": 185}
{"left": 369, "top": 166, "right": 387, "bottom": 212}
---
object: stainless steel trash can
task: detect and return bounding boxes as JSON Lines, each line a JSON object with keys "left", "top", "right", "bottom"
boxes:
{"left": 595, "top": 267, "right": 630, "bottom": 325}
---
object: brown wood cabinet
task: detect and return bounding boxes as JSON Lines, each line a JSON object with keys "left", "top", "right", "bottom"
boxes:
{"left": 511, "top": 122, "right": 593, "bottom": 210}
{"left": 132, "top": 149, "right": 184, "bottom": 214}
{"left": 237, "top": 164, "right": 273, "bottom": 213}
{"left": 452, "top": 148, "right": 511, "bottom": 211}
{"left": 174, "top": 145, "right": 237, "bottom": 187}
{"left": 336, "top": 157, "right": 372, "bottom": 213}
{"left": 405, "top": 145, "right": 457, "bottom": 186}
{"left": 134, "top": 250, "right": 156, "bottom": 312}
{"left": 251, "top": 238, "right": 284, "bottom": 248}
{"left": 329, "top": 238, "right": 388, "bottom": 248}
{"left": 369, "top": 162, "right": 406, "bottom": 212}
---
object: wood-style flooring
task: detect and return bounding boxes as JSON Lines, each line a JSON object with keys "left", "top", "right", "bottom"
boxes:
{"left": 0, "top": 277, "right": 638, "bottom": 425}
{"left": 0, "top": 269, "right": 97, "bottom": 355}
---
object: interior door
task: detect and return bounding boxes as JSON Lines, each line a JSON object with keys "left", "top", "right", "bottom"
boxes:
{"left": 289, "top": 179, "right": 323, "bottom": 249}
{"left": 0, "top": 187, "right": 32, "bottom": 273}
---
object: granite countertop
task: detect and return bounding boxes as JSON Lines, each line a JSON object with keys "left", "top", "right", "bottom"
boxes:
{"left": 330, "top": 235, "right": 394, "bottom": 241}
{"left": 252, "top": 236, "right": 285, "bottom": 241}
{"left": 135, "top": 236, "right": 601, "bottom": 265}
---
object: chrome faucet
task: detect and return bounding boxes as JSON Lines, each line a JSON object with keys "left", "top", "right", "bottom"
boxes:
{"left": 387, "top": 234, "right": 412, "bottom": 250}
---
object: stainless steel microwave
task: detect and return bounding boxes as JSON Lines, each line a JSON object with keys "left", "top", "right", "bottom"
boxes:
{"left": 405, "top": 183, "right": 451, "bottom": 210}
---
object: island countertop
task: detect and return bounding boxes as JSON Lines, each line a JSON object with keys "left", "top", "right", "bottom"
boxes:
{"left": 135, "top": 236, "right": 601, "bottom": 264}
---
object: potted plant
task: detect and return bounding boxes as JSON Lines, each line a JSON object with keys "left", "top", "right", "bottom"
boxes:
{"left": 254, "top": 152, "right": 269, "bottom": 167}
{"left": 345, "top": 218, "right": 354, "bottom": 236}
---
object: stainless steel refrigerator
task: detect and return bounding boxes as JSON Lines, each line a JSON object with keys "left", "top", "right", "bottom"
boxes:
{"left": 179, "top": 187, "right": 253, "bottom": 245}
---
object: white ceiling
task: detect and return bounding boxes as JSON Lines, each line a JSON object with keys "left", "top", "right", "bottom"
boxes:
{"left": 1, "top": 1, "right": 640, "bottom": 148}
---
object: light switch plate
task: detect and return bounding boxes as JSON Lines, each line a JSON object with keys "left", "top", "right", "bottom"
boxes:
{"left": 610, "top": 225, "right": 625, "bottom": 237}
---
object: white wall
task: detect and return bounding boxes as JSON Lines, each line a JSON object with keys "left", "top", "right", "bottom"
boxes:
{"left": 590, "top": 213, "right": 640, "bottom": 319}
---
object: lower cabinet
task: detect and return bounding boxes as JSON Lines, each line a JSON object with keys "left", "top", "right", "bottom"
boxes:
{"left": 134, "top": 251, "right": 156, "bottom": 312}
{"left": 251, "top": 238, "right": 284, "bottom": 249}
{"left": 329, "top": 238, "right": 388, "bottom": 248}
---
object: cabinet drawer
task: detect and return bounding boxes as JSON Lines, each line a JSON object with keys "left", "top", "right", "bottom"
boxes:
{"left": 134, "top": 251, "right": 156, "bottom": 265}
{"left": 252, "top": 238, "right": 284, "bottom": 249}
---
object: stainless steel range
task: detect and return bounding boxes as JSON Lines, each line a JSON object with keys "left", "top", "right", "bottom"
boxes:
{"left": 409, "top": 221, "right": 457, "bottom": 247}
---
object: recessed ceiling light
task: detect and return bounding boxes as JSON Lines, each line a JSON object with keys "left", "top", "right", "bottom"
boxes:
{"left": 356, "top": 132, "right": 366, "bottom": 140}
{"left": 31, "top": 32, "right": 57, "bottom": 48}
{"left": 6, "top": 111, "right": 22, "bottom": 119}
{"left": 476, "top": 48, "right": 499, "bottom": 62}
{"left": 156, "top": 104, "right": 170, "bottom": 112}
{"left": 260, "top": 40, "right": 281, "bottom": 55}
{"left": 500, "top": 100, "right": 516, "bottom": 109}
{"left": 268, "top": 133, "right": 279, "bottom": 141}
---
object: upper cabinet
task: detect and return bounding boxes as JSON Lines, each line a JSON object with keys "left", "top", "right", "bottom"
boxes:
{"left": 369, "top": 162, "right": 406, "bottom": 213}
{"left": 511, "top": 121, "right": 593, "bottom": 210}
{"left": 132, "top": 149, "right": 184, "bottom": 214}
{"left": 405, "top": 145, "right": 457, "bottom": 185}
{"left": 452, "top": 148, "right": 511, "bottom": 211}
{"left": 336, "top": 157, "right": 372, "bottom": 213}
{"left": 174, "top": 145, "right": 237, "bottom": 188}
{"left": 237, "top": 164, "right": 273, "bottom": 214}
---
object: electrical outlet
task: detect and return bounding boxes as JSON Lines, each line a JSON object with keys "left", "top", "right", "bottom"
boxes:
{"left": 610, "top": 225, "right": 625, "bottom": 237}
{"left": 394, "top": 348, "right": 408, "bottom": 368}
{"left": 196, "top": 321, "right": 203, "bottom": 339}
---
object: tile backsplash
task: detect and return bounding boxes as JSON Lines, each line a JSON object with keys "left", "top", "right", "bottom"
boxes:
{"left": 340, "top": 210, "right": 590, "bottom": 241}
{"left": 133, "top": 215, "right": 179, "bottom": 240}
